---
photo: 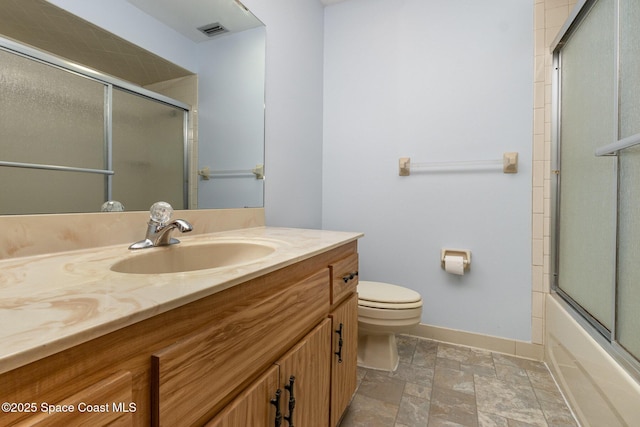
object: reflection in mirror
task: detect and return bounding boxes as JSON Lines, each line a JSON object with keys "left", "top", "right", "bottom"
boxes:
{"left": 196, "top": 24, "right": 266, "bottom": 209}
{"left": 0, "top": 42, "right": 190, "bottom": 214}
{"left": 111, "top": 88, "right": 188, "bottom": 211}
{"left": 0, "top": 46, "right": 107, "bottom": 214}
{"left": 0, "top": 0, "right": 265, "bottom": 214}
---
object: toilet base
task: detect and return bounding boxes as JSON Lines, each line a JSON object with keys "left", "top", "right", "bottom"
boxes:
{"left": 357, "top": 333, "right": 399, "bottom": 372}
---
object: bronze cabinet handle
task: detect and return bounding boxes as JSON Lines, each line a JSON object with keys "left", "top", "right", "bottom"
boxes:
{"left": 335, "top": 323, "right": 344, "bottom": 363}
{"left": 270, "top": 389, "right": 283, "bottom": 427}
{"left": 283, "top": 376, "right": 296, "bottom": 427}
{"left": 342, "top": 271, "right": 359, "bottom": 283}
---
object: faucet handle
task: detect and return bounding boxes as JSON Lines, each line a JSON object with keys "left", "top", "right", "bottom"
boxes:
{"left": 101, "top": 200, "right": 125, "bottom": 212}
{"left": 149, "top": 201, "right": 173, "bottom": 224}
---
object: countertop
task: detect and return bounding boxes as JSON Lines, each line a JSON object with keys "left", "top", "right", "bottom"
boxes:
{"left": 0, "top": 226, "right": 362, "bottom": 374}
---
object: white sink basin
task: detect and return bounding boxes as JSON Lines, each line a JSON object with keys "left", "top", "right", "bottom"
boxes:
{"left": 110, "top": 242, "right": 276, "bottom": 274}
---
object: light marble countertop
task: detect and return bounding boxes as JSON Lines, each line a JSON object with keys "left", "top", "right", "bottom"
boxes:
{"left": 0, "top": 226, "right": 362, "bottom": 374}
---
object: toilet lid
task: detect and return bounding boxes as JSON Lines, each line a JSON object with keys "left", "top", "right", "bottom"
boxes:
{"left": 358, "top": 281, "right": 422, "bottom": 306}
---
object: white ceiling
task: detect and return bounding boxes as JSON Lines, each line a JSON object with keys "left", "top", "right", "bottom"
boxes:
{"left": 320, "top": 0, "right": 349, "bottom": 5}
{"left": 126, "top": 0, "right": 263, "bottom": 43}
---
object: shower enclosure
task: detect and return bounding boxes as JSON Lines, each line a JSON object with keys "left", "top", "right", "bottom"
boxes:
{"left": 0, "top": 37, "right": 189, "bottom": 215}
{"left": 550, "top": 1, "right": 640, "bottom": 424}
{"left": 552, "top": 0, "right": 640, "bottom": 391}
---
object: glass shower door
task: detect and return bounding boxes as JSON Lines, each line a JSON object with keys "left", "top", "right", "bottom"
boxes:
{"left": 0, "top": 48, "right": 107, "bottom": 214}
{"left": 111, "top": 88, "right": 187, "bottom": 211}
{"left": 617, "top": 147, "right": 640, "bottom": 360}
{"left": 615, "top": 0, "right": 640, "bottom": 361}
{"left": 556, "top": 0, "right": 617, "bottom": 333}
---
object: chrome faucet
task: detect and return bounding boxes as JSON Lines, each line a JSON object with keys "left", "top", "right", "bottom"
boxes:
{"left": 129, "top": 202, "right": 193, "bottom": 250}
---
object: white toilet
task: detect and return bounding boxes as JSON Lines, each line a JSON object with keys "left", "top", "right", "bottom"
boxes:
{"left": 357, "top": 281, "right": 423, "bottom": 371}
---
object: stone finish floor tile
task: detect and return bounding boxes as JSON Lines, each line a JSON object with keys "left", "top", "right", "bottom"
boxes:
{"left": 340, "top": 393, "right": 400, "bottom": 426}
{"left": 433, "top": 366, "right": 475, "bottom": 395}
{"left": 396, "top": 394, "right": 430, "bottom": 426}
{"left": 339, "top": 336, "right": 578, "bottom": 427}
{"left": 358, "top": 369, "right": 406, "bottom": 405}
{"left": 474, "top": 375, "right": 547, "bottom": 427}
{"left": 478, "top": 411, "right": 509, "bottom": 427}
{"left": 430, "top": 386, "right": 478, "bottom": 426}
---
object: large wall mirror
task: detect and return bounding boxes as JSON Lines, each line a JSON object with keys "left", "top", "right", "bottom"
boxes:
{"left": 0, "top": 0, "right": 265, "bottom": 215}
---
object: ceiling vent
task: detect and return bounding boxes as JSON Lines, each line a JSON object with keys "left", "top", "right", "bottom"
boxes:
{"left": 198, "top": 23, "right": 229, "bottom": 38}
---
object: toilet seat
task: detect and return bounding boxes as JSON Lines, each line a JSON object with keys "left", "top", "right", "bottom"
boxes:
{"left": 358, "top": 281, "right": 422, "bottom": 310}
{"left": 358, "top": 305, "right": 422, "bottom": 322}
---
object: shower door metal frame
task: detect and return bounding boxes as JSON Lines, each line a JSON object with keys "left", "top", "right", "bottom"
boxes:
{"left": 550, "top": 0, "right": 640, "bottom": 379}
{"left": 550, "top": 0, "right": 618, "bottom": 341}
{"left": 0, "top": 35, "right": 191, "bottom": 209}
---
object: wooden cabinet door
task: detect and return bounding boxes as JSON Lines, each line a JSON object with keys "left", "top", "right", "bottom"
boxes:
{"left": 204, "top": 365, "right": 279, "bottom": 427}
{"left": 276, "top": 318, "right": 331, "bottom": 427}
{"left": 329, "top": 293, "right": 358, "bottom": 427}
{"left": 151, "top": 269, "right": 330, "bottom": 426}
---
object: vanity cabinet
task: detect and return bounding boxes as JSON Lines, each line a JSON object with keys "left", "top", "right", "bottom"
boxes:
{"left": 274, "top": 319, "right": 332, "bottom": 427}
{"left": 204, "top": 366, "right": 279, "bottom": 427}
{"left": 11, "top": 371, "right": 134, "bottom": 426}
{"left": 0, "top": 241, "right": 358, "bottom": 427}
{"left": 206, "top": 301, "right": 357, "bottom": 427}
{"left": 329, "top": 293, "right": 358, "bottom": 427}
{"left": 208, "top": 319, "right": 332, "bottom": 427}
{"left": 327, "top": 249, "right": 359, "bottom": 426}
{"left": 151, "top": 268, "right": 330, "bottom": 426}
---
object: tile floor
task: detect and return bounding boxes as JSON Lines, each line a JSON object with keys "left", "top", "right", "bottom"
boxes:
{"left": 340, "top": 336, "right": 579, "bottom": 427}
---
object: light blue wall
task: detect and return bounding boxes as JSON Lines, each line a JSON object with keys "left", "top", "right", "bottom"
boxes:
{"left": 242, "top": 0, "right": 325, "bottom": 228}
{"left": 197, "top": 27, "right": 266, "bottom": 209}
{"left": 322, "top": 0, "right": 534, "bottom": 341}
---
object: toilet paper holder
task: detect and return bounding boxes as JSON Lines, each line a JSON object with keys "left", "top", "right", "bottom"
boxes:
{"left": 441, "top": 249, "right": 471, "bottom": 271}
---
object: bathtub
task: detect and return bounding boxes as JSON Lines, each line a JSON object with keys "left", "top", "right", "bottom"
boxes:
{"left": 545, "top": 295, "right": 640, "bottom": 426}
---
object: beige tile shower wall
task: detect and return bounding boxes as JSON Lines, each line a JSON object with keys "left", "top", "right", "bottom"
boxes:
{"left": 145, "top": 75, "right": 199, "bottom": 209}
{"left": 532, "top": 0, "right": 577, "bottom": 345}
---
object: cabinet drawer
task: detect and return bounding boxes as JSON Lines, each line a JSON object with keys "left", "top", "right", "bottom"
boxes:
{"left": 151, "top": 268, "right": 331, "bottom": 427}
{"left": 13, "top": 371, "right": 133, "bottom": 426}
{"left": 330, "top": 253, "right": 359, "bottom": 304}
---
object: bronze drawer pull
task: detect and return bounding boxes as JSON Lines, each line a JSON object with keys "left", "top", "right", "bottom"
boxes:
{"left": 342, "top": 271, "right": 359, "bottom": 283}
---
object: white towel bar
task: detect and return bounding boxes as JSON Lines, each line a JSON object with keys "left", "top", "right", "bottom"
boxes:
{"left": 399, "top": 153, "right": 518, "bottom": 175}
{"left": 198, "top": 164, "right": 264, "bottom": 180}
